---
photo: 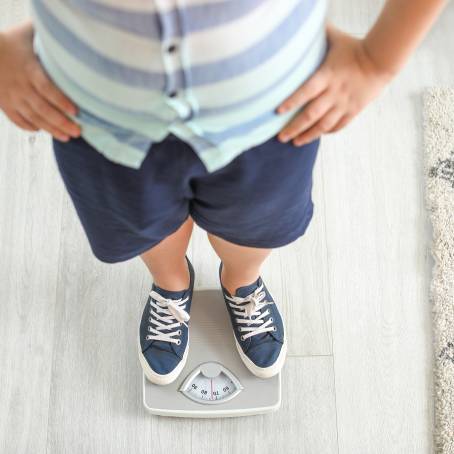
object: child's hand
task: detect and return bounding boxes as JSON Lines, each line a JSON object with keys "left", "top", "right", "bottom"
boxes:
{"left": 0, "top": 21, "right": 81, "bottom": 141}
{"left": 276, "top": 24, "right": 393, "bottom": 146}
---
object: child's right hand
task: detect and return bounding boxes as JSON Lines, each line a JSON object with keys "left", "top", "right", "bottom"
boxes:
{"left": 0, "top": 20, "right": 81, "bottom": 142}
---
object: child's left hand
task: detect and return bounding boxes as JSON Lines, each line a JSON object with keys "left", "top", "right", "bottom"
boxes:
{"left": 276, "top": 24, "right": 393, "bottom": 146}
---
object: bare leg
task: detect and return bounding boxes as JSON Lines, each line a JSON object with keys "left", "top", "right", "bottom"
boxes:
{"left": 140, "top": 216, "right": 194, "bottom": 291}
{"left": 207, "top": 233, "right": 272, "bottom": 295}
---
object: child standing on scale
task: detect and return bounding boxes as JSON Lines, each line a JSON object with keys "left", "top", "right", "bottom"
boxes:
{"left": 0, "top": 0, "right": 447, "bottom": 384}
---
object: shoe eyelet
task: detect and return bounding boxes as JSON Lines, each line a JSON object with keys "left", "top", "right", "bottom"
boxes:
{"left": 237, "top": 327, "right": 242, "bottom": 332}
{"left": 145, "top": 335, "right": 150, "bottom": 340}
{"left": 148, "top": 317, "right": 152, "bottom": 322}
{"left": 270, "top": 317, "right": 274, "bottom": 322}
{"left": 240, "top": 335, "right": 245, "bottom": 341}
{"left": 177, "top": 330, "right": 182, "bottom": 335}
{"left": 177, "top": 340, "right": 181, "bottom": 345}
{"left": 273, "top": 326, "right": 277, "bottom": 331}
{"left": 147, "top": 326, "right": 152, "bottom": 332}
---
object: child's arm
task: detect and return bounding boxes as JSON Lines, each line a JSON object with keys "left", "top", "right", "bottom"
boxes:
{"left": 276, "top": 0, "right": 449, "bottom": 146}
{"left": 0, "top": 20, "right": 80, "bottom": 141}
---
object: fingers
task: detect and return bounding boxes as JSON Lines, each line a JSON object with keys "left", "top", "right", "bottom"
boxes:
{"left": 272, "top": 22, "right": 383, "bottom": 146}
{"left": 4, "top": 106, "right": 38, "bottom": 131}
{"left": 29, "top": 62, "right": 78, "bottom": 116}
{"left": 276, "top": 65, "right": 330, "bottom": 114}
{"left": 292, "top": 107, "right": 345, "bottom": 146}
{"left": 330, "top": 114, "right": 353, "bottom": 132}
{"left": 26, "top": 85, "right": 81, "bottom": 138}
{"left": 0, "top": 33, "right": 82, "bottom": 140}
{"left": 4, "top": 88, "right": 80, "bottom": 141}
{"left": 24, "top": 61, "right": 82, "bottom": 140}
{"left": 278, "top": 90, "right": 333, "bottom": 142}
{"left": 21, "top": 98, "right": 75, "bottom": 141}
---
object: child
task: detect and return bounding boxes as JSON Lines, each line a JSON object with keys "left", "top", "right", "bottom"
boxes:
{"left": 0, "top": 0, "right": 447, "bottom": 385}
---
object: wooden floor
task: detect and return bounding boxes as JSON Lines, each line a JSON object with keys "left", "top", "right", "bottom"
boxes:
{"left": 1, "top": 1, "right": 453, "bottom": 453}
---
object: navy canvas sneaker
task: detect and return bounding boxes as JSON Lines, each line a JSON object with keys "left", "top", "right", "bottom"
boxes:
{"left": 218, "top": 261, "right": 287, "bottom": 378}
{"left": 138, "top": 255, "right": 195, "bottom": 385}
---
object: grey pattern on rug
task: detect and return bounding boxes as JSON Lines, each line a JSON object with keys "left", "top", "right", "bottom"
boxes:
{"left": 423, "top": 87, "right": 454, "bottom": 454}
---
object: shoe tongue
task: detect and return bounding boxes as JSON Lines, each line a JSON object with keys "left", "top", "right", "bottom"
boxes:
{"left": 234, "top": 277, "right": 272, "bottom": 343}
{"left": 234, "top": 277, "right": 261, "bottom": 298}
{"left": 152, "top": 283, "right": 188, "bottom": 300}
{"left": 149, "top": 283, "right": 188, "bottom": 353}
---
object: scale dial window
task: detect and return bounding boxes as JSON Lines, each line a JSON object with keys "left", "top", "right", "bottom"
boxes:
{"left": 179, "top": 362, "right": 243, "bottom": 405}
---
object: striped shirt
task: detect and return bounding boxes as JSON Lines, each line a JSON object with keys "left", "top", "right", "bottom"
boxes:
{"left": 30, "top": 0, "right": 328, "bottom": 173}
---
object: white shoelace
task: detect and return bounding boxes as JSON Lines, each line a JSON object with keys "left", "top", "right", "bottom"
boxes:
{"left": 145, "top": 290, "right": 190, "bottom": 345}
{"left": 225, "top": 283, "right": 276, "bottom": 341}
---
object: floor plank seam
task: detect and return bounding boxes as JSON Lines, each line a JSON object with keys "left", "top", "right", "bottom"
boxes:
{"left": 44, "top": 190, "right": 66, "bottom": 454}
{"left": 286, "top": 354, "right": 333, "bottom": 358}
{"left": 320, "top": 146, "right": 341, "bottom": 454}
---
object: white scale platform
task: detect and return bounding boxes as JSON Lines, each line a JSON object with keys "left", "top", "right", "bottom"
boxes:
{"left": 143, "top": 289, "right": 281, "bottom": 418}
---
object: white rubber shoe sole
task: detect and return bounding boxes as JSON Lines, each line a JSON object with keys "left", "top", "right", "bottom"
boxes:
{"left": 137, "top": 333, "right": 189, "bottom": 386}
{"left": 232, "top": 320, "right": 288, "bottom": 379}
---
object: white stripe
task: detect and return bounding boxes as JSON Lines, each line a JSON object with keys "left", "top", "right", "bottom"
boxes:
{"left": 185, "top": 0, "right": 300, "bottom": 64}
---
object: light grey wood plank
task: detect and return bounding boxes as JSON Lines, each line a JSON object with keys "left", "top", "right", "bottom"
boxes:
{"left": 328, "top": 0, "right": 385, "bottom": 36}
{"left": 272, "top": 159, "right": 332, "bottom": 357}
{"left": 44, "top": 197, "right": 192, "bottom": 453}
{"left": 322, "top": 94, "right": 434, "bottom": 454}
{"left": 0, "top": 125, "right": 62, "bottom": 454}
{"left": 0, "top": 0, "right": 30, "bottom": 29}
{"left": 190, "top": 356, "right": 338, "bottom": 454}
{"left": 0, "top": 5, "right": 58, "bottom": 453}
{"left": 4, "top": 0, "right": 453, "bottom": 453}
{"left": 321, "top": 5, "right": 454, "bottom": 453}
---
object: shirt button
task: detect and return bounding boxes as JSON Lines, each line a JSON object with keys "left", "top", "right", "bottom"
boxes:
{"left": 183, "top": 110, "right": 194, "bottom": 121}
{"left": 167, "top": 44, "right": 178, "bottom": 53}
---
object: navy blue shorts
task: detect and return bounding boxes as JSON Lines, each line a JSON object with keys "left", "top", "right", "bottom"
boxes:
{"left": 52, "top": 133, "right": 320, "bottom": 263}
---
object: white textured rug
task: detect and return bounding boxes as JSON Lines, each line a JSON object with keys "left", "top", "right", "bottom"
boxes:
{"left": 423, "top": 88, "right": 454, "bottom": 454}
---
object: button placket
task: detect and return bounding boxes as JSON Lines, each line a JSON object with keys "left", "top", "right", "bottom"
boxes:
{"left": 157, "top": 3, "right": 194, "bottom": 121}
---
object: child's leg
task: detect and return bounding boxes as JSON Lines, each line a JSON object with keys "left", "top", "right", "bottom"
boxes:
{"left": 207, "top": 232, "right": 271, "bottom": 296}
{"left": 140, "top": 216, "right": 194, "bottom": 291}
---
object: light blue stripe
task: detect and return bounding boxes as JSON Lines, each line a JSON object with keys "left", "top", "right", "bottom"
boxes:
{"left": 76, "top": 109, "right": 155, "bottom": 151}
{"left": 79, "top": 124, "right": 151, "bottom": 168}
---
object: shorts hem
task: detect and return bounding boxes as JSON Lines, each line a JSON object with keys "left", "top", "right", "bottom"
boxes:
{"left": 92, "top": 240, "right": 162, "bottom": 264}
{"left": 90, "top": 214, "right": 191, "bottom": 264}
{"left": 191, "top": 203, "right": 314, "bottom": 249}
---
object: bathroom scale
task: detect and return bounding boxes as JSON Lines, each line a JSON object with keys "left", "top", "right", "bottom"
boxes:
{"left": 142, "top": 289, "right": 281, "bottom": 418}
